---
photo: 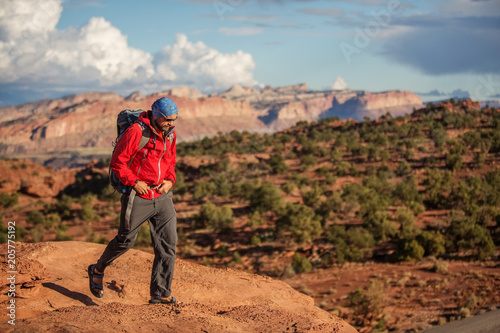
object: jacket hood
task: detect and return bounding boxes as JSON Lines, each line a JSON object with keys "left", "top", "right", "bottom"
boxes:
{"left": 139, "top": 110, "right": 153, "bottom": 128}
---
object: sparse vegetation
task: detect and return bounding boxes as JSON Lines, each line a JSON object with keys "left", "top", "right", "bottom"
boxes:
{"left": 1, "top": 99, "right": 499, "bottom": 333}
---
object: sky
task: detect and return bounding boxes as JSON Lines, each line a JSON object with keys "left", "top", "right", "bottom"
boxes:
{"left": 0, "top": 0, "right": 499, "bottom": 107}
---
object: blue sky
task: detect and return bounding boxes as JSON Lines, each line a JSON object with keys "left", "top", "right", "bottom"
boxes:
{"left": 0, "top": 0, "right": 499, "bottom": 106}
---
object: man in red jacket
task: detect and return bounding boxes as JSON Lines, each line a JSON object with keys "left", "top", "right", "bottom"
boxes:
{"left": 88, "top": 97, "right": 181, "bottom": 304}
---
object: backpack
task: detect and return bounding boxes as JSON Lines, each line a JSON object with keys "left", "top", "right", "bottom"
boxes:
{"left": 108, "top": 109, "right": 176, "bottom": 193}
{"left": 109, "top": 109, "right": 151, "bottom": 193}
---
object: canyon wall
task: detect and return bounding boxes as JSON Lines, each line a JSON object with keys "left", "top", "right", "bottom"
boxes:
{"left": 0, "top": 84, "right": 423, "bottom": 162}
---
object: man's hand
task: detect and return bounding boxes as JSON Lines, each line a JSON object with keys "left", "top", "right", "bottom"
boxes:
{"left": 133, "top": 180, "right": 149, "bottom": 195}
{"left": 158, "top": 180, "right": 173, "bottom": 194}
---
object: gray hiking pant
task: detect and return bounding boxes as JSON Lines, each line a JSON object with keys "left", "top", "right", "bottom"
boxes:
{"left": 95, "top": 190, "right": 177, "bottom": 298}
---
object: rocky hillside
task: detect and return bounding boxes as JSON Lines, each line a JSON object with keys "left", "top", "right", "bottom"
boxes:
{"left": 0, "top": 84, "right": 422, "bottom": 163}
{"left": 0, "top": 241, "right": 357, "bottom": 333}
{"left": 0, "top": 99, "right": 499, "bottom": 332}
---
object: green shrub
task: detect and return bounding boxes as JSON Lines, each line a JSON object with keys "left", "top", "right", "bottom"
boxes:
{"left": 445, "top": 153, "right": 463, "bottom": 171}
{"left": 379, "top": 149, "right": 391, "bottom": 162}
{"left": 373, "top": 134, "right": 388, "bottom": 147}
{"left": 276, "top": 203, "right": 322, "bottom": 244}
{"left": 474, "top": 152, "right": 485, "bottom": 168}
{"left": 55, "top": 230, "right": 73, "bottom": 241}
{"left": 367, "top": 146, "right": 380, "bottom": 162}
{"left": 330, "top": 148, "right": 343, "bottom": 161}
{"left": 0, "top": 193, "right": 18, "bottom": 209}
{"left": 291, "top": 173, "right": 310, "bottom": 188}
{"left": 346, "top": 227, "right": 375, "bottom": 252}
{"left": 79, "top": 205, "right": 97, "bottom": 222}
{"left": 292, "top": 252, "right": 312, "bottom": 273}
{"left": 173, "top": 171, "right": 187, "bottom": 195}
{"left": 347, "top": 279, "right": 385, "bottom": 326}
{"left": 217, "top": 244, "right": 229, "bottom": 257}
{"left": 447, "top": 213, "right": 495, "bottom": 259}
{"left": 248, "top": 210, "right": 264, "bottom": 227}
{"left": 268, "top": 153, "right": 289, "bottom": 174}
{"left": 213, "top": 175, "right": 231, "bottom": 197}
{"left": 281, "top": 182, "right": 296, "bottom": 195}
{"left": 193, "top": 181, "right": 217, "bottom": 202}
{"left": 393, "top": 176, "right": 423, "bottom": 212}
{"left": 300, "top": 154, "right": 317, "bottom": 171}
{"left": 363, "top": 174, "right": 391, "bottom": 196}
{"left": 31, "top": 224, "right": 45, "bottom": 243}
{"left": 327, "top": 226, "right": 375, "bottom": 262}
{"left": 315, "top": 166, "right": 330, "bottom": 177}
{"left": 26, "top": 210, "right": 44, "bottom": 225}
{"left": 55, "top": 194, "right": 73, "bottom": 220}
{"left": 195, "top": 203, "right": 234, "bottom": 231}
{"left": 397, "top": 160, "right": 412, "bottom": 176}
{"left": 43, "top": 213, "right": 61, "bottom": 229}
{"left": 485, "top": 170, "right": 500, "bottom": 206}
{"left": 363, "top": 210, "right": 398, "bottom": 242}
{"left": 358, "top": 193, "right": 392, "bottom": 222}
{"left": 15, "top": 225, "right": 27, "bottom": 241}
{"left": 0, "top": 219, "right": 7, "bottom": 244}
{"left": 216, "top": 206, "right": 235, "bottom": 231}
{"left": 395, "top": 239, "right": 425, "bottom": 261}
{"left": 396, "top": 207, "right": 419, "bottom": 239}
{"left": 302, "top": 185, "right": 323, "bottom": 209}
{"left": 232, "top": 251, "right": 242, "bottom": 264}
{"left": 430, "top": 258, "right": 449, "bottom": 274}
{"left": 424, "top": 168, "right": 453, "bottom": 209}
{"left": 430, "top": 123, "right": 448, "bottom": 148}
{"left": 231, "top": 181, "right": 257, "bottom": 202}
{"left": 80, "top": 193, "right": 96, "bottom": 207}
{"left": 417, "top": 230, "right": 446, "bottom": 256}
{"left": 250, "top": 235, "right": 262, "bottom": 245}
{"left": 325, "top": 174, "right": 337, "bottom": 185}
{"left": 462, "top": 130, "right": 483, "bottom": 150}
{"left": 335, "top": 161, "right": 351, "bottom": 176}
{"left": 316, "top": 191, "right": 342, "bottom": 222}
{"left": 250, "top": 182, "right": 284, "bottom": 214}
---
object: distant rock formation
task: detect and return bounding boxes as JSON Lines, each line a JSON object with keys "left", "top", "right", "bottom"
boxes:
{"left": 218, "top": 83, "right": 423, "bottom": 131}
{"left": 0, "top": 84, "right": 423, "bottom": 162}
{"left": 324, "top": 90, "right": 423, "bottom": 121}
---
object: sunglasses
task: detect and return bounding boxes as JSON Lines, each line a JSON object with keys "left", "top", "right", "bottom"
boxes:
{"left": 161, "top": 116, "right": 177, "bottom": 123}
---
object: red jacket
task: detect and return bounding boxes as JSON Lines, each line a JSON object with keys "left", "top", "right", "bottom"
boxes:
{"left": 111, "top": 111, "right": 176, "bottom": 200}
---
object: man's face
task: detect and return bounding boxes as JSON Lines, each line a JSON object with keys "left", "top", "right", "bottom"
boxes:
{"left": 154, "top": 114, "right": 178, "bottom": 132}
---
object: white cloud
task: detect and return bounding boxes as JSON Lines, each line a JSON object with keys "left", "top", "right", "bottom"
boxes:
{"left": 224, "top": 14, "right": 277, "bottom": 23}
{"left": 0, "top": 0, "right": 259, "bottom": 104}
{"left": 0, "top": 0, "right": 62, "bottom": 41}
{"left": 299, "top": 7, "right": 344, "bottom": 18}
{"left": 437, "top": 0, "right": 500, "bottom": 17}
{"left": 154, "top": 34, "right": 257, "bottom": 92}
{"left": 332, "top": 76, "right": 348, "bottom": 90}
{"left": 218, "top": 26, "right": 265, "bottom": 36}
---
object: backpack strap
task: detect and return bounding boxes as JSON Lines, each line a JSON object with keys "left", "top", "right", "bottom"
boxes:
{"left": 164, "top": 127, "right": 174, "bottom": 145}
{"left": 137, "top": 122, "right": 151, "bottom": 151}
{"left": 108, "top": 120, "right": 151, "bottom": 194}
{"left": 125, "top": 122, "right": 150, "bottom": 168}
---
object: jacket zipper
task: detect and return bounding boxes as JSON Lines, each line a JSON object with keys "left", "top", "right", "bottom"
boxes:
{"left": 135, "top": 121, "right": 169, "bottom": 199}
{"left": 157, "top": 137, "right": 167, "bottom": 186}
{"left": 136, "top": 150, "right": 147, "bottom": 176}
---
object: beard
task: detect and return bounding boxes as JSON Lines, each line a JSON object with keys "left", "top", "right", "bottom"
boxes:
{"left": 154, "top": 118, "right": 172, "bottom": 132}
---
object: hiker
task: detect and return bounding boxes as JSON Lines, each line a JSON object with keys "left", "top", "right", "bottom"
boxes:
{"left": 88, "top": 97, "right": 182, "bottom": 305}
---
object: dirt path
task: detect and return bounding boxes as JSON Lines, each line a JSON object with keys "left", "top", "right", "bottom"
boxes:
{"left": 0, "top": 241, "right": 357, "bottom": 332}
